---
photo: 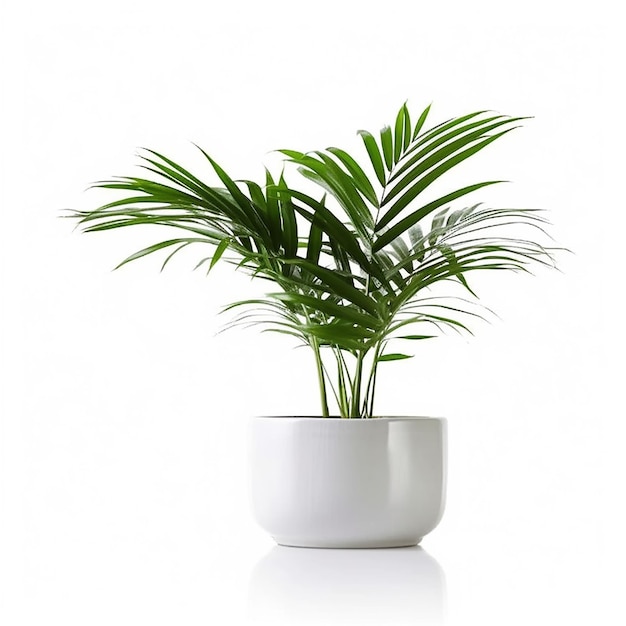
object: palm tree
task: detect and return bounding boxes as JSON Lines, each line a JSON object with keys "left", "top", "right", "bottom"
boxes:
{"left": 70, "top": 103, "right": 557, "bottom": 417}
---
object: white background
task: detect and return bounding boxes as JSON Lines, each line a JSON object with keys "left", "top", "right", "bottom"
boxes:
{"left": 1, "top": 1, "right": 624, "bottom": 624}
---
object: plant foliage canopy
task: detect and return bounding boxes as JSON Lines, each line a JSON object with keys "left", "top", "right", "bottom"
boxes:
{"left": 70, "top": 103, "right": 558, "bottom": 418}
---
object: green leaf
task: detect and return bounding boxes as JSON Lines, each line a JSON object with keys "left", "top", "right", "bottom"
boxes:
{"left": 160, "top": 242, "right": 192, "bottom": 272}
{"left": 209, "top": 237, "right": 231, "bottom": 272}
{"left": 394, "top": 105, "right": 405, "bottom": 163}
{"left": 377, "top": 129, "right": 515, "bottom": 231}
{"left": 199, "top": 150, "right": 252, "bottom": 210}
{"left": 272, "top": 293, "right": 381, "bottom": 329}
{"left": 397, "top": 335, "right": 436, "bottom": 340}
{"left": 306, "top": 217, "right": 323, "bottom": 265}
{"left": 429, "top": 209, "right": 448, "bottom": 246}
{"left": 301, "top": 324, "right": 371, "bottom": 351}
{"left": 280, "top": 189, "right": 390, "bottom": 290}
{"left": 196, "top": 146, "right": 273, "bottom": 246}
{"left": 412, "top": 110, "right": 488, "bottom": 147}
{"left": 389, "top": 115, "right": 509, "bottom": 184}
{"left": 264, "top": 168, "right": 282, "bottom": 250}
{"left": 377, "top": 353, "right": 413, "bottom": 362}
{"left": 277, "top": 149, "right": 305, "bottom": 159}
{"left": 292, "top": 159, "right": 373, "bottom": 237}
{"left": 329, "top": 238, "right": 352, "bottom": 278}
{"left": 242, "top": 180, "right": 267, "bottom": 212}
{"left": 304, "top": 321, "right": 374, "bottom": 340}
{"left": 308, "top": 152, "right": 375, "bottom": 230}
{"left": 384, "top": 119, "right": 521, "bottom": 206}
{"left": 446, "top": 208, "right": 465, "bottom": 227}
{"left": 374, "top": 249, "right": 406, "bottom": 290}
{"left": 412, "top": 103, "right": 432, "bottom": 140}
{"left": 357, "top": 130, "right": 386, "bottom": 186}
{"left": 114, "top": 238, "right": 211, "bottom": 270}
{"left": 138, "top": 151, "right": 224, "bottom": 209}
{"left": 380, "top": 125, "right": 393, "bottom": 170}
{"left": 140, "top": 149, "right": 219, "bottom": 199}
{"left": 373, "top": 181, "right": 503, "bottom": 251}
{"left": 408, "top": 224, "right": 425, "bottom": 261}
{"left": 287, "top": 258, "right": 380, "bottom": 317}
{"left": 438, "top": 243, "right": 479, "bottom": 297}
{"left": 94, "top": 176, "right": 215, "bottom": 209}
{"left": 277, "top": 174, "right": 298, "bottom": 258}
{"left": 389, "top": 235, "right": 413, "bottom": 273}
{"left": 402, "top": 103, "right": 411, "bottom": 151}
{"left": 326, "top": 147, "right": 379, "bottom": 207}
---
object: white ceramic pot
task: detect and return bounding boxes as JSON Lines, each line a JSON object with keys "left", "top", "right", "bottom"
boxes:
{"left": 248, "top": 416, "right": 447, "bottom": 548}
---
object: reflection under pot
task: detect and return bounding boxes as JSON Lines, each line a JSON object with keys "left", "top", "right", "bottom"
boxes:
{"left": 247, "top": 544, "right": 446, "bottom": 625}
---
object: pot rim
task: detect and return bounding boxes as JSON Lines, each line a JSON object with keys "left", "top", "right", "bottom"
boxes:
{"left": 252, "top": 415, "right": 446, "bottom": 421}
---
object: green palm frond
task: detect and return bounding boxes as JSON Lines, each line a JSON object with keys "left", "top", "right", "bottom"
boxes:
{"left": 68, "top": 103, "right": 560, "bottom": 418}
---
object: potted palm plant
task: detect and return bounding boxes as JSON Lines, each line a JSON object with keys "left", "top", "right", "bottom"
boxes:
{"left": 70, "top": 103, "right": 556, "bottom": 548}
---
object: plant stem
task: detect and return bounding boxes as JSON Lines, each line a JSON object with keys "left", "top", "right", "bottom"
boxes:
{"left": 334, "top": 347, "right": 349, "bottom": 417}
{"left": 362, "top": 341, "right": 383, "bottom": 417}
{"left": 302, "top": 306, "right": 329, "bottom": 417}
{"left": 312, "top": 338, "right": 329, "bottom": 417}
{"left": 350, "top": 351, "right": 364, "bottom": 418}
{"left": 321, "top": 360, "right": 342, "bottom": 412}
{"left": 368, "top": 357, "right": 379, "bottom": 417}
{"left": 336, "top": 348, "right": 353, "bottom": 388}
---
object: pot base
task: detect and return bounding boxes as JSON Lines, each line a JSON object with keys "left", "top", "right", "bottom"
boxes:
{"left": 274, "top": 537, "right": 423, "bottom": 549}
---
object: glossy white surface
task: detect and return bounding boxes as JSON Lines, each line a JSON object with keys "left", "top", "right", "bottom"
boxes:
{"left": 248, "top": 417, "right": 446, "bottom": 548}
{"left": 248, "top": 545, "right": 445, "bottom": 624}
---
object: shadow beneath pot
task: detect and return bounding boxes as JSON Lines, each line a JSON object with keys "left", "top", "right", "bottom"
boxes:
{"left": 246, "top": 544, "right": 446, "bottom": 625}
